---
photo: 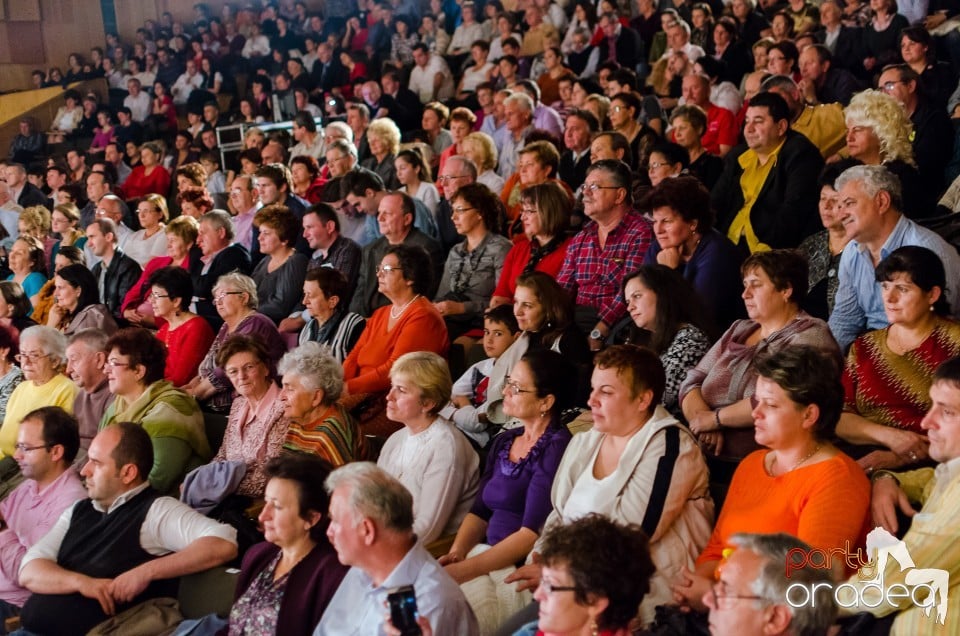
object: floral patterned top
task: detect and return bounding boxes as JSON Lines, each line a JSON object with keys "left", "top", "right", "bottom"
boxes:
{"left": 229, "top": 551, "right": 288, "bottom": 636}
{"left": 0, "top": 366, "right": 23, "bottom": 424}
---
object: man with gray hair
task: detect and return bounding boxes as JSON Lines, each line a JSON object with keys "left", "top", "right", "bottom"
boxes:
{"left": 704, "top": 532, "right": 836, "bottom": 636}
{"left": 497, "top": 93, "right": 535, "bottom": 179}
{"left": 65, "top": 330, "right": 111, "bottom": 453}
{"left": 315, "top": 462, "right": 479, "bottom": 636}
{"left": 435, "top": 156, "right": 478, "bottom": 250}
{"left": 829, "top": 164, "right": 960, "bottom": 350}
{"left": 189, "top": 210, "right": 252, "bottom": 329}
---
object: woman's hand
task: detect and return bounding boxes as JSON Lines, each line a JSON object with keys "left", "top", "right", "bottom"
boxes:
{"left": 656, "top": 246, "right": 682, "bottom": 269}
{"left": 688, "top": 410, "right": 719, "bottom": 435}
{"left": 671, "top": 566, "right": 711, "bottom": 613}
{"left": 442, "top": 559, "right": 473, "bottom": 584}
{"left": 46, "top": 304, "right": 65, "bottom": 328}
{"left": 880, "top": 428, "right": 930, "bottom": 465}
{"left": 437, "top": 550, "right": 464, "bottom": 566}
{"left": 858, "top": 450, "right": 904, "bottom": 474}
{"left": 123, "top": 308, "right": 143, "bottom": 326}
{"left": 696, "top": 431, "right": 724, "bottom": 456}
{"left": 504, "top": 561, "right": 543, "bottom": 593}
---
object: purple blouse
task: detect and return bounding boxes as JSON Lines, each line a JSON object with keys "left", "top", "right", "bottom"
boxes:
{"left": 470, "top": 424, "right": 571, "bottom": 545}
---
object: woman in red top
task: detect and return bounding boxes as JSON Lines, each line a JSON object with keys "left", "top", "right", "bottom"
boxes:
{"left": 290, "top": 155, "right": 325, "bottom": 204}
{"left": 490, "top": 183, "right": 572, "bottom": 308}
{"left": 124, "top": 141, "right": 172, "bottom": 199}
{"left": 149, "top": 266, "right": 215, "bottom": 387}
{"left": 152, "top": 81, "right": 178, "bottom": 131}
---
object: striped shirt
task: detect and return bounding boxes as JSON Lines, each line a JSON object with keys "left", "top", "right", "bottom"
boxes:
{"left": 283, "top": 402, "right": 367, "bottom": 467}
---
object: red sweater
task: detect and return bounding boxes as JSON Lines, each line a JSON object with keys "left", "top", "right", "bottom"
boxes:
{"left": 492, "top": 236, "right": 571, "bottom": 302}
{"left": 124, "top": 165, "right": 171, "bottom": 199}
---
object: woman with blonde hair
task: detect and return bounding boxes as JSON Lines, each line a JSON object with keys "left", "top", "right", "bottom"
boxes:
{"left": 844, "top": 90, "right": 928, "bottom": 217}
{"left": 18, "top": 206, "right": 55, "bottom": 267}
{"left": 583, "top": 94, "right": 610, "bottom": 129}
{"left": 49, "top": 203, "right": 85, "bottom": 272}
{"left": 126, "top": 193, "right": 168, "bottom": 267}
{"left": 361, "top": 118, "right": 402, "bottom": 189}
{"left": 461, "top": 132, "right": 504, "bottom": 194}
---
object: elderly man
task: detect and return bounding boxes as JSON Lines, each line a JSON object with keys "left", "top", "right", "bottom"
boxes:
{"left": 17, "top": 423, "right": 237, "bottom": 635}
{"left": 228, "top": 174, "right": 259, "bottom": 252}
{"left": 0, "top": 408, "right": 87, "bottom": 619}
{"left": 681, "top": 73, "right": 738, "bottom": 157}
{"left": 171, "top": 59, "right": 204, "bottom": 105}
{"left": 349, "top": 190, "right": 443, "bottom": 317}
{"left": 834, "top": 355, "right": 960, "bottom": 632}
{"left": 0, "top": 182, "right": 23, "bottom": 242}
{"left": 89, "top": 194, "right": 133, "bottom": 262}
{"left": 712, "top": 92, "right": 823, "bottom": 253}
{"left": 123, "top": 78, "right": 151, "bottom": 123}
{"left": 310, "top": 42, "right": 349, "bottom": 96}
{"left": 598, "top": 11, "right": 645, "bottom": 67}
{"left": 797, "top": 44, "right": 862, "bottom": 106}
{"left": 704, "top": 533, "right": 837, "bottom": 636}
{"left": 662, "top": 20, "right": 705, "bottom": 63}
{"left": 829, "top": 165, "right": 960, "bottom": 350}
{"left": 557, "top": 160, "right": 652, "bottom": 350}
{"left": 514, "top": 80, "right": 563, "bottom": 138}
{"left": 189, "top": 210, "right": 253, "bottom": 328}
{"left": 408, "top": 44, "right": 455, "bottom": 104}
{"left": 560, "top": 110, "right": 598, "bottom": 192}
{"left": 80, "top": 170, "right": 114, "bottom": 230}
{"left": 761, "top": 75, "right": 847, "bottom": 158}
{"left": 65, "top": 330, "right": 111, "bottom": 454}
{"left": 290, "top": 111, "right": 324, "bottom": 162}
{"left": 497, "top": 93, "right": 535, "bottom": 179}
{"left": 315, "top": 462, "right": 479, "bottom": 635}
{"left": 86, "top": 218, "right": 141, "bottom": 320}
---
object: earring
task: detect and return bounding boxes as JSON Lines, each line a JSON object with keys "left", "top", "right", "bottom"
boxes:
{"left": 591, "top": 621, "right": 599, "bottom": 636}
{"left": 539, "top": 411, "right": 547, "bottom": 419}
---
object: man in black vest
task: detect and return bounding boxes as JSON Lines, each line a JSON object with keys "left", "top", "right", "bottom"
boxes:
{"left": 17, "top": 423, "right": 237, "bottom": 635}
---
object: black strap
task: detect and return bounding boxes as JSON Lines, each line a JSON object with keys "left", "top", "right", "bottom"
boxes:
{"left": 641, "top": 426, "right": 681, "bottom": 539}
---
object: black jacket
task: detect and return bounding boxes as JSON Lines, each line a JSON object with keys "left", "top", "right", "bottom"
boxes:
{"left": 381, "top": 88, "right": 423, "bottom": 132}
{"left": 712, "top": 130, "right": 824, "bottom": 249}
{"left": 310, "top": 59, "right": 349, "bottom": 95}
{"left": 912, "top": 97, "right": 955, "bottom": 199}
{"left": 559, "top": 150, "right": 591, "bottom": 193}
{"left": 17, "top": 183, "right": 48, "bottom": 210}
{"left": 92, "top": 250, "right": 142, "bottom": 319}
{"left": 189, "top": 243, "right": 253, "bottom": 329}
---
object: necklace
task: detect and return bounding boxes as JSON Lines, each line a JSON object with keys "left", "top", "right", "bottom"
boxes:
{"left": 771, "top": 444, "right": 821, "bottom": 475}
{"left": 887, "top": 321, "right": 936, "bottom": 355}
{"left": 390, "top": 294, "right": 421, "bottom": 320}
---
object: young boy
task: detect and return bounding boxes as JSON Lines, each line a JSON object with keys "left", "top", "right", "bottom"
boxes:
{"left": 199, "top": 150, "right": 226, "bottom": 197}
{"left": 440, "top": 304, "right": 519, "bottom": 449}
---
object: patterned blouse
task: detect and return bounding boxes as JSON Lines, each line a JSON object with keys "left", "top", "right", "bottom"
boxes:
{"left": 229, "top": 551, "right": 288, "bottom": 636}
{"left": 798, "top": 230, "right": 842, "bottom": 321}
{"left": 661, "top": 325, "right": 711, "bottom": 418}
{"left": 283, "top": 402, "right": 367, "bottom": 467}
{"left": 0, "top": 366, "right": 23, "bottom": 424}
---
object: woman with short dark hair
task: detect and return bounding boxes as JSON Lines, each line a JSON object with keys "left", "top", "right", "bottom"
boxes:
{"left": 251, "top": 205, "right": 310, "bottom": 325}
{"left": 299, "top": 268, "right": 366, "bottom": 362}
{"left": 149, "top": 266, "right": 214, "bottom": 387}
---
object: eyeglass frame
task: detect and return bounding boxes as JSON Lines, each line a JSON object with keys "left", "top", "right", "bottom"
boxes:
{"left": 582, "top": 183, "right": 623, "bottom": 194}
{"left": 707, "top": 581, "right": 767, "bottom": 609}
{"left": 14, "top": 443, "right": 52, "bottom": 453}
{"left": 14, "top": 352, "right": 50, "bottom": 363}
{"left": 503, "top": 375, "right": 537, "bottom": 396}
{"left": 375, "top": 264, "right": 403, "bottom": 275}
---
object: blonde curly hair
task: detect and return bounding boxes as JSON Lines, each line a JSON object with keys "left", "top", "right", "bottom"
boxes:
{"left": 844, "top": 90, "right": 915, "bottom": 167}
{"left": 366, "top": 118, "right": 401, "bottom": 157}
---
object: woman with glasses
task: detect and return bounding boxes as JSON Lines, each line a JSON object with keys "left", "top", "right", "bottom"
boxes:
{"left": 0, "top": 327, "right": 75, "bottom": 472}
{"left": 148, "top": 266, "right": 214, "bottom": 387}
{"left": 439, "top": 350, "right": 574, "bottom": 634}
{"left": 433, "top": 184, "right": 512, "bottom": 341}
{"left": 490, "top": 183, "right": 572, "bottom": 309}
{"left": 182, "top": 273, "right": 286, "bottom": 414}
{"left": 100, "top": 328, "right": 209, "bottom": 495}
{"left": 671, "top": 345, "right": 869, "bottom": 616}
{"left": 47, "top": 264, "right": 118, "bottom": 336}
{"left": 341, "top": 245, "right": 448, "bottom": 436}
{"left": 500, "top": 142, "right": 568, "bottom": 237}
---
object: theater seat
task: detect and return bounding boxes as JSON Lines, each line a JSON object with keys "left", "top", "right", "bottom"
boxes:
{"left": 177, "top": 566, "right": 240, "bottom": 619}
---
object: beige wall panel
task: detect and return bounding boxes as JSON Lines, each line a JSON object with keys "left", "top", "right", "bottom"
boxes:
{"left": 114, "top": 0, "right": 160, "bottom": 43}
{"left": 39, "top": 0, "right": 106, "bottom": 74}
{"left": 7, "top": 0, "right": 41, "bottom": 21}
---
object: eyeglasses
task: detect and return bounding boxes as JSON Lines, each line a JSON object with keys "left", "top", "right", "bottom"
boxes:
{"left": 707, "top": 583, "right": 766, "bottom": 609}
{"left": 880, "top": 79, "right": 907, "bottom": 93}
{"left": 538, "top": 580, "right": 580, "bottom": 595}
{"left": 375, "top": 264, "right": 403, "bottom": 275}
{"left": 14, "top": 443, "right": 51, "bottom": 453}
{"left": 611, "top": 105, "right": 627, "bottom": 113}
{"left": 504, "top": 376, "right": 537, "bottom": 396}
{"left": 15, "top": 352, "right": 49, "bottom": 363}
{"left": 150, "top": 291, "right": 170, "bottom": 299}
{"left": 437, "top": 175, "right": 467, "bottom": 183}
{"left": 106, "top": 359, "right": 133, "bottom": 369}
{"left": 520, "top": 206, "right": 538, "bottom": 216}
{"left": 226, "top": 362, "right": 261, "bottom": 378}
{"left": 214, "top": 291, "right": 245, "bottom": 300}
{"left": 648, "top": 161, "right": 672, "bottom": 170}
{"left": 451, "top": 206, "right": 476, "bottom": 216}
{"left": 582, "top": 183, "right": 622, "bottom": 193}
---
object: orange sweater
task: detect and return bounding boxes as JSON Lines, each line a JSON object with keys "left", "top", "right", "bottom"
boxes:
{"left": 342, "top": 298, "right": 448, "bottom": 395}
{"left": 698, "top": 450, "right": 870, "bottom": 572}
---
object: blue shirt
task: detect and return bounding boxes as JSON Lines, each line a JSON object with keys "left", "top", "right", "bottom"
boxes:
{"left": 361, "top": 199, "right": 440, "bottom": 246}
{"left": 829, "top": 214, "right": 960, "bottom": 350}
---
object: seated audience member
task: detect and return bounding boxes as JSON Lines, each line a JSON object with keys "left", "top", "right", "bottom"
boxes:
{"left": 124, "top": 195, "right": 169, "bottom": 268}
{"left": 317, "top": 462, "right": 480, "bottom": 635}
{"left": 395, "top": 149, "right": 441, "bottom": 217}
{"left": 65, "top": 329, "right": 110, "bottom": 452}
{"left": 361, "top": 119, "right": 402, "bottom": 190}
{"left": 228, "top": 455, "right": 348, "bottom": 636}
{"left": 251, "top": 205, "right": 310, "bottom": 325}
{"left": 798, "top": 44, "right": 862, "bottom": 106}
{"left": 844, "top": 90, "right": 930, "bottom": 219}
{"left": 712, "top": 92, "right": 823, "bottom": 253}
{"left": 828, "top": 165, "right": 960, "bottom": 351}
{"left": 510, "top": 516, "right": 656, "bottom": 636}
{"left": 434, "top": 184, "right": 512, "bottom": 341}
{"left": 836, "top": 356, "right": 960, "bottom": 630}
{"left": 758, "top": 75, "right": 847, "bottom": 162}
{"left": 0, "top": 282, "right": 36, "bottom": 338}
{"left": 669, "top": 104, "right": 724, "bottom": 189}
{"left": 86, "top": 218, "right": 142, "bottom": 320}
{"left": 679, "top": 73, "right": 739, "bottom": 157}
{"left": 0, "top": 327, "right": 76, "bottom": 481}
{"left": 643, "top": 176, "right": 744, "bottom": 328}
{"left": 17, "top": 423, "right": 237, "bottom": 635}
{"left": 177, "top": 188, "right": 216, "bottom": 220}
{"left": 556, "top": 160, "right": 652, "bottom": 348}
{"left": 6, "top": 237, "right": 46, "bottom": 313}
{"left": 148, "top": 266, "right": 214, "bottom": 387}
{"left": 506, "top": 346, "right": 713, "bottom": 627}
{"left": 440, "top": 305, "right": 520, "bottom": 448}
{"left": 291, "top": 155, "right": 325, "bottom": 204}
{"left": 681, "top": 250, "right": 841, "bottom": 460}
{"left": 557, "top": 110, "right": 597, "bottom": 194}
{"left": 490, "top": 183, "right": 572, "bottom": 309}
{"left": 619, "top": 266, "right": 713, "bottom": 417}
{"left": 645, "top": 141, "right": 689, "bottom": 188}
{"left": 838, "top": 247, "right": 960, "bottom": 472}
{"left": 439, "top": 350, "right": 573, "bottom": 633}
{"left": 672, "top": 346, "right": 869, "bottom": 616}
{"left": 183, "top": 273, "right": 286, "bottom": 414}
{"left": 460, "top": 133, "right": 504, "bottom": 196}
{"left": 189, "top": 211, "right": 253, "bottom": 330}
{"left": 342, "top": 245, "right": 448, "bottom": 434}
{"left": 0, "top": 325, "right": 22, "bottom": 424}
{"left": 121, "top": 216, "right": 202, "bottom": 329}
{"left": 0, "top": 407, "right": 86, "bottom": 618}
{"left": 377, "top": 352, "right": 479, "bottom": 545}
{"left": 48, "top": 264, "right": 118, "bottom": 336}
{"left": 49, "top": 205, "right": 85, "bottom": 278}
{"left": 100, "top": 328, "right": 209, "bottom": 495}
{"left": 123, "top": 141, "right": 171, "bottom": 198}
{"left": 298, "top": 268, "right": 366, "bottom": 362}
{"left": 703, "top": 533, "right": 838, "bottom": 636}
{"left": 500, "top": 141, "right": 567, "bottom": 235}
{"left": 797, "top": 160, "right": 858, "bottom": 320}
{"left": 279, "top": 342, "right": 366, "bottom": 466}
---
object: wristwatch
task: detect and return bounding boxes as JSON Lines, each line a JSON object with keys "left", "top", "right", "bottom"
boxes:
{"left": 589, "top": 328, "right": 604, "bottom": 341}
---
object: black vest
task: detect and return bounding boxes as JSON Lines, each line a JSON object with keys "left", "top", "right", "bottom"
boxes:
{"left": 20, "top": 487, "right": 177, "bottom": 635}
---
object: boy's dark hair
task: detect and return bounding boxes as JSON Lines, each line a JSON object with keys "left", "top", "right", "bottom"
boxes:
{"left": 484, "top": 304, "right": 520, "bottom": 334}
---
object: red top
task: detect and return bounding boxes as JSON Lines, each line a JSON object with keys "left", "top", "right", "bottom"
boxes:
{"left": 492, "top": 236, "right": 571, "bottom": 302}
{"left": 701, "top": 104, "right": 738, "bottom": 156}
{"left": 157, "top": 315, "right": 216, "bottom": 387}
{"left": 121, "top": 255, "right": 191, "bottom": 314}
{"left": 124, "top": 164, "right": 172, "bottom": 199}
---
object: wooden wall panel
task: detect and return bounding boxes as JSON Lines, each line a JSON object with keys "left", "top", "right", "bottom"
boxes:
{"left": 6, "top": 0, "right": 41, "bottom": 21}
{"left": 114, "top": 0, "right": 161, "bottom": 44}
{"left": 6, "top": 22, "right": 44, "bottom": 64}
{"left": 38, "top": 0, "right": 106, "bottom": 72}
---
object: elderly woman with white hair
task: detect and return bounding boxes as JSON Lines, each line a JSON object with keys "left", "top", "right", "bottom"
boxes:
{"left": 0, "top": 326, "right": 75, "bottom": 494}
{"left": 844, "top": 90, "right": 929, "bottom": 218}
{"left": 361, "top": 118, "right": 402, "bottom": 189}
{"left": 279, "top": 341, "right": 366, "bottom": 467}
{"left": 182, "top": 273, "right": 287, "bottom": 413}
{"left": 377, "top": 351, "right": 480, "bottom": 545}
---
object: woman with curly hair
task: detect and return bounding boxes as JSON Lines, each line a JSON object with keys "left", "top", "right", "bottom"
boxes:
{"left": 6, "top": 236, "right": 47, "bottom": 312}
{"left": 461, "top": 132, "right": 504, "bottom": 195}
{"left": 177, "top": 188, "right": 215, "bottom": 220}
{"left": 361, "top": 118, "right": 402, "bottom": 189}
{"left": 251, "top": 205, "right": 310, "bottom": 325}
{"left": 290, "top": 155, "right": 325, "bottom": 204}
{"left": 18, "top": 206, "right": 55, "bottom": 268}
{"left": 844, "top": 90, "right": 929, "bottom": 217}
